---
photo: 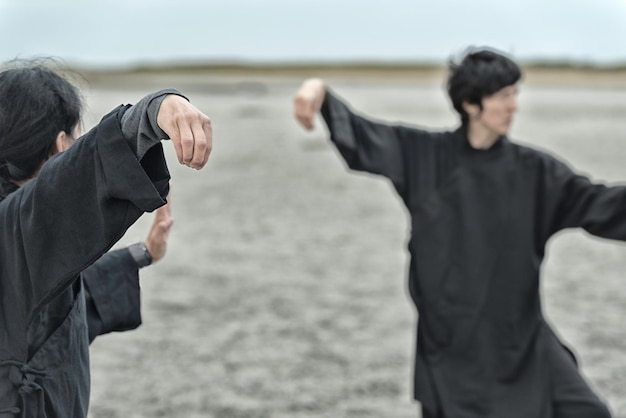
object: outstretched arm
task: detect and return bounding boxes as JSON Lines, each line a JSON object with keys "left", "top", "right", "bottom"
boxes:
{"left": 7, "top": 90, "right": 211, "bottom": 316}
{"left": 293, "top": 78, "right": 413, "bottom": 197}
{"left": 549, "top": 160, "right": 626, "bottom": 241}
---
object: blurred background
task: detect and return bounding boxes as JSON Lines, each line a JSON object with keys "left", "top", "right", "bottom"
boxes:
{"left": 1, "top": 0, "right": 625, "bottom": 69}
{"left": 2, "top": 1, "right": 626, "bottom": 418}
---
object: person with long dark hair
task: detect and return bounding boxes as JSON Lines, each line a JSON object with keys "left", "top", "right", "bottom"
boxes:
{"left": 0, "top": 60, "right": 211, "bottom": 417}
{"left": 293, "top": 47, "right": 618, "bottom": 417}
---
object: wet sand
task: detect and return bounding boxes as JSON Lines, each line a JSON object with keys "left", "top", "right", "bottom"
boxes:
{"left": 84, "top": 68, "right": 626, "bottom": 417}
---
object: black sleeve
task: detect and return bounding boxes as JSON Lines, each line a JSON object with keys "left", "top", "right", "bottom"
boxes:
{"left": 1, "top": 105, "right": 169, "bottom": 323}
{"left": 83, "top": 248, "right": 142, "bottom": 344}
{"left": 119, "top": 89, "right": 186, "bottom": 160}
{"left": 320, "top": 90, "right": 410, "bottom": 197}
{"left": 549, "top": 157, "right": 626, "bottom": 240}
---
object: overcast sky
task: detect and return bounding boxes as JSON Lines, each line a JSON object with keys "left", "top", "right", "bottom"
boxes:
{"left": 1, "top": 0, "right": 625, "bottom": 68}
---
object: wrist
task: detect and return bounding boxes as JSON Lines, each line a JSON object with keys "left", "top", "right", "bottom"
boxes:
{"left": 128, "top": 242, "right": 153, "bottom": 268}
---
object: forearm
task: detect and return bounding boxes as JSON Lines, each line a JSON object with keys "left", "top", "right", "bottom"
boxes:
{"left": 553, "top": 171, "right": 626, "bottom": 240}
{"left": 83, "top": 248, "right": 143, "bottom": 343}
{"left": 320, "top": 89, "right": 407, "bottom": 187}
{"left": 573, "top": 185, "right": 626, "bottom": 240}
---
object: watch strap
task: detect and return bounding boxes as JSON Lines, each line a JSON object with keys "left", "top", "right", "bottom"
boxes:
{"left": 128, "top": 242, "right": 153, "bottom": 268}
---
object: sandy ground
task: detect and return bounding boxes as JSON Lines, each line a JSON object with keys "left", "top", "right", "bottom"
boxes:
{"left": 81, "top": 69, "right": 626, "bottom": 417}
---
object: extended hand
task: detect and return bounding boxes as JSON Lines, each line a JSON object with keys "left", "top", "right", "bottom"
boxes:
{"left": 157, "top": 95, "right": 212, "bottom": 170}
{"left": 293, "top": 78, "right": 327, "bottom": 130}
{"left": 144, "top": 193, "right": 174, "bottom": 264}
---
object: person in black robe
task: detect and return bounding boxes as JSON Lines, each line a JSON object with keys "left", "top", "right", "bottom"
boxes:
{"left": 0, "top": 61, "right": 211, "bottom": 417}
{"left": 292, "top": 47, "right": 619, "bottom": 417}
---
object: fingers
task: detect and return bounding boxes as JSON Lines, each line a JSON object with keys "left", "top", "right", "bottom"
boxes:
{"left": 190, "top": 118, "right": 212, "bottom": 169}
{"left": 155, "top": 210, "right": 174, "bottom": 238}
{"left": 294, "top": 95, "right": 316, "bottom": 130}
{"left": 172, "top": 115, "right": 212, "bottom": 170}
{"left": 176, "top": 122, "right": 195, "bottom": 167}
{"left": 155, "top": 193, "right": 173, "bottom": 225}
{"left": 146, "top": 203, "right": 174, "bottom": 264}
{"left": 145, "top": 189, "right": 174, "bottom": 264}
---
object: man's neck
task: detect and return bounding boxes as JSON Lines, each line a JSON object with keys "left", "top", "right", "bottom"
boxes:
{"left": 466, "top": 124, "right": 501, "bottom": 150}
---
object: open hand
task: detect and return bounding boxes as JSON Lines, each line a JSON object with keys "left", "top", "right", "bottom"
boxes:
{"left": 144, "top": 192, "right": 174, "bottom": 264}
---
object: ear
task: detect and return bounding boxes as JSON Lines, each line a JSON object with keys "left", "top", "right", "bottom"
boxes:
{"left": 52, "top": 131, "right": 70, "bottom": 155}
{"left": 462, "top": 101, "right": 480, "bottom": 119}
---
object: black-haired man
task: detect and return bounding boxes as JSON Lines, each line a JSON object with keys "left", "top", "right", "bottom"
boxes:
{"left": 293, "top": 47, "right": 618, "bottom": 417}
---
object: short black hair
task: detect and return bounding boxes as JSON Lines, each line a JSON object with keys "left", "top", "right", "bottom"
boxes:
{"left": 447, "top": 47, "right": 521, "bottom": 126}
{"left": 0, "top": 58, "right": 83, "bottom": 182}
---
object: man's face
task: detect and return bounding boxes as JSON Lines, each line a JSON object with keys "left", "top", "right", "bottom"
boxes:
{"left": 475, "top": 84, "right": 519, "bottom": 137}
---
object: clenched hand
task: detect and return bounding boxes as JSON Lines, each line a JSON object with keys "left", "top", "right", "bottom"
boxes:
{"left": 293, "top": 78, "right": 327, "bottom": 130}
{"left": 157, "top": 95, "right": 213, "bottom": 170}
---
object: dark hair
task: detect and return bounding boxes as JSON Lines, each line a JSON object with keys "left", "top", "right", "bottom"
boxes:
{"left": 446, "top": 47, "right": 521, "bottom": 126}
{"left": 0, "top": 58, "right": 83, "bottom": 183}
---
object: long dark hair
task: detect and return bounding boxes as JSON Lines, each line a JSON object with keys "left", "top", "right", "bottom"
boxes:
{"left": 0, "top": 58, "right": 84, "bottom": 186}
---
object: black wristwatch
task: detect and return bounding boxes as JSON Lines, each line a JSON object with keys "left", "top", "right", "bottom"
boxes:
{"left": 128, "top": 242, "right": 153, "bottom": 268}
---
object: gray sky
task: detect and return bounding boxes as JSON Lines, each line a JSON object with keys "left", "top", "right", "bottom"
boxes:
{"left": 1, "top": 0, "right": 625, "bottom": 68}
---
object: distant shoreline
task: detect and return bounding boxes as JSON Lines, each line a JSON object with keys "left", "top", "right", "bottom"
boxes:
{"left": 50, "top": 61, "right": 626, "bottom": 88}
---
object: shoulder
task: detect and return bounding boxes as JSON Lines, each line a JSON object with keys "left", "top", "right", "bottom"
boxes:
{"left": 509, "top": 139, "right": 574, "bottom": 175}
{"left": 395, "top": 123, "right": 457, "bottom": 143}
{"left": 393, "top": 124, "right": 454, "bottom": 153}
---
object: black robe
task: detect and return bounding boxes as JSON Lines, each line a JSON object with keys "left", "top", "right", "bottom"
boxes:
{"left": 83, "top": 248, "right": 143, "bottom": 344}
{"left": 0, "top": 106, "right": 169, "bottom": 417}
{"left": 320, "top": 90, "right": 625, "bottom": 417}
